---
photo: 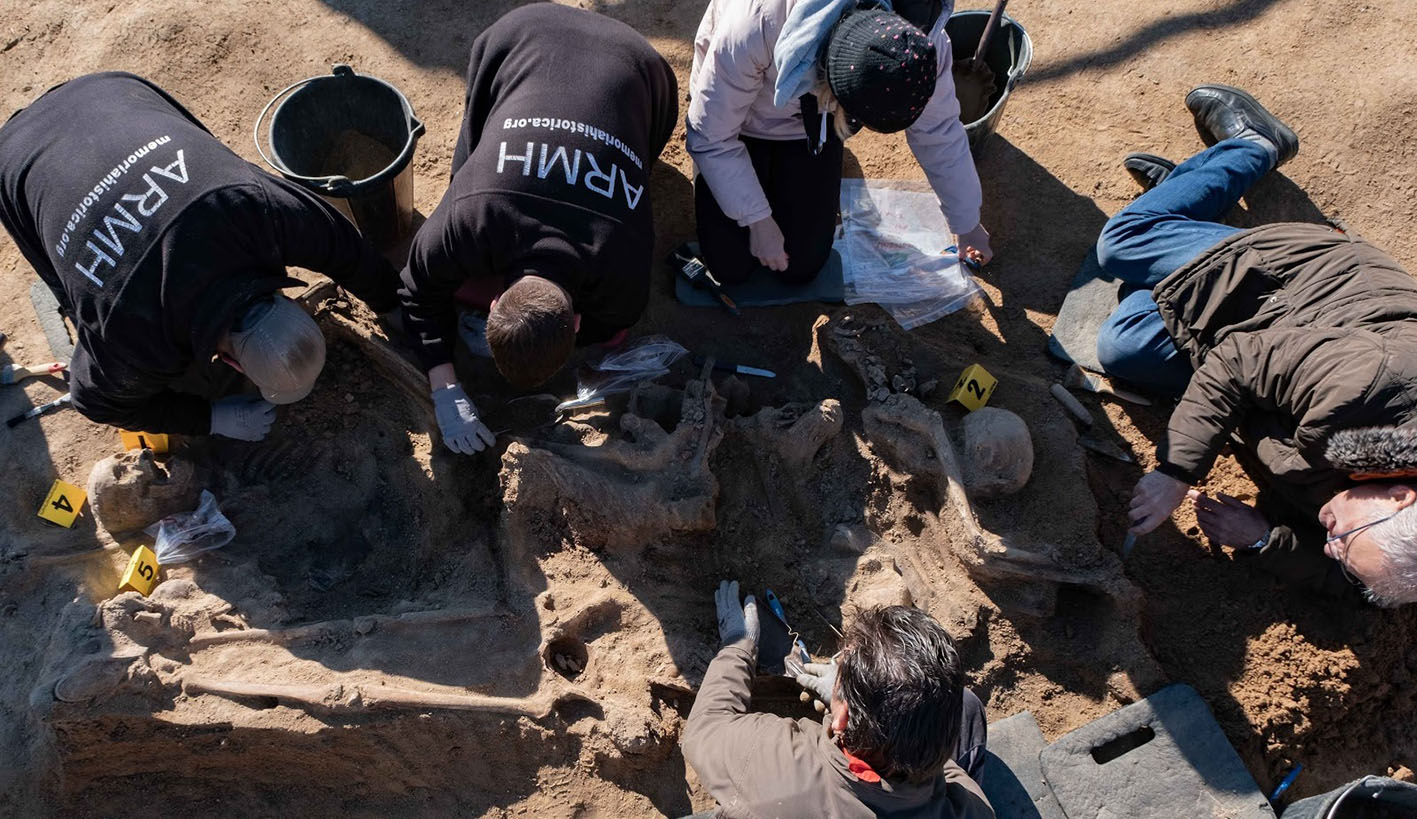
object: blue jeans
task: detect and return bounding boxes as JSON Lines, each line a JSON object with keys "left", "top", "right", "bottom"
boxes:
{"left": 1094, "top": 139, "right": 1274, "bottom": 394}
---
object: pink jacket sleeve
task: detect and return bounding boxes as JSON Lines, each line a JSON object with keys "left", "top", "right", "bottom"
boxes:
{"left": 906, "top": 23, "right": 984, "bottom": 235}
{"left": 686, "top": 4, "right": 776, "bottom": 227}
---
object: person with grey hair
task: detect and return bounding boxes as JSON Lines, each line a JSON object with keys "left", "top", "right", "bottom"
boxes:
{"left": 1093, "top": 85, "right": 1417, "bottom": 604}
{"left": 0, "top": 73, "right": 400, "bottom": 441}
{"left": 681, "top": 581, "right": 992, "bottom": 818}
{"left": 1311, "top": 426, "right": 1417, "bottom": 607}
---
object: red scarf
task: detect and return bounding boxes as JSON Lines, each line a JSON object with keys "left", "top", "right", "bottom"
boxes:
{"left": 842, "top": 748, "right": 882, "bottom": 784}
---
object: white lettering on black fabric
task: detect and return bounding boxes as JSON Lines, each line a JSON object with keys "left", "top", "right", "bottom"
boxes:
{"left": 55, "top": 144, "right": 192, "bottom": 287}
{"left": 54, "top": 135, "right": 173, "bottom": 260}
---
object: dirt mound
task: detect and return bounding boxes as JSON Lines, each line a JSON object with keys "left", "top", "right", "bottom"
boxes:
{"left": 1, "top": 0, "right": 1415, "bottom": 815}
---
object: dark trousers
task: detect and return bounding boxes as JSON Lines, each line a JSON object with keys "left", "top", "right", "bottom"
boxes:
{"left": 694, "top": 135, "right": 843, "bottom": 286}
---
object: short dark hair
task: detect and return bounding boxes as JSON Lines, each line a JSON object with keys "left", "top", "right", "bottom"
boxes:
{"left": 837, "top": 606, "right": 964, "bottom": 783}
{"left": 486, "top": 276, "right": 575, "bottom": 389}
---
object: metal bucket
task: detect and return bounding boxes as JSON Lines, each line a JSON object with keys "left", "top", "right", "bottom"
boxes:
{"left": 946, "top": 11, "right": 1033, "bottom": 153}
{"left": 255, "top": 64, "right": 425, "bottom": 250}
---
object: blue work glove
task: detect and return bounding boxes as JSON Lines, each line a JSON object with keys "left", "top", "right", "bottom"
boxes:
{"left": 210, "top": 395, "right": 276, "bottom": 441}
{"left": 715, "top": 579, "right": 760, "bottom": 648}
{"left": 433, "top": 383, "right": 495, "bottom": 454}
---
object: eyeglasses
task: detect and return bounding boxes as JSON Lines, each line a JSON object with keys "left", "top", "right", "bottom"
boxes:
{"left": 1326, "top": 511, "right": 1398, "bottom": 585}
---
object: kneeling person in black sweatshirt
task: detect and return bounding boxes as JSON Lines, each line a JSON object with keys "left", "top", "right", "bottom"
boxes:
{"left": 0, "top": 72, "right": 400, "bottom": 441}
{"left": 397, "top": 4, "right": 678, "bottom": 454}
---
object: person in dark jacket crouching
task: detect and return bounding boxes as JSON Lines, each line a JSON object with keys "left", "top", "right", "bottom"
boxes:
{"left": 682, "top": 581, "right": 993, "bottom": 819}
{"left": 397, "top": 4, "right": 677, "bottom": 456}
{"left": 1094, "top": 84, "right": 1417, "bottom": 604}
{"left": 0, "top": 73, "right": 400, "bottom": 441}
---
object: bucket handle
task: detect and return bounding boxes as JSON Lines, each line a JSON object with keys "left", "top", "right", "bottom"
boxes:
{"left": 1001, "top": 18, "right": 1028, "bottom": 92}
{"left": 253, "top": 64, "right": 426, "bottom": 196}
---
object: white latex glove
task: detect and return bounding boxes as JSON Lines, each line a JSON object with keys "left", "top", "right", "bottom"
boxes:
{"left": 715, "top": 579, "right": 760, "bottom": 648}
{"left": 210, "top": 395, "right": 276, "bottom": 441}
{"left": 748, "top": 216, "right": 789, "bottom": 272}
{"left": 956, "top": 223, "right": 994, "bottom": 266}
{"left": 433, "top": 384, "right": 495, "bottom": 454}
{"left": 1129, "top": 470, "right": 1191, "bottom": 535}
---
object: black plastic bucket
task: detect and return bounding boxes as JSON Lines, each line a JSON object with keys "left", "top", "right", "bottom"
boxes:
{"left": 255, "top": 64, "right": 425, "bottom": 250}
{"left": 946, "top": 11, "right": 1033, "bottom": 153}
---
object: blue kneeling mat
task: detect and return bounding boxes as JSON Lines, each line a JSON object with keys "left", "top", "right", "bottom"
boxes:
{"left": 674, "top": 245, "right": 846, "bottom": 308}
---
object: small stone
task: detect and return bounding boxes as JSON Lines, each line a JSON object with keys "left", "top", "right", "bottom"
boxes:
{"left": 918, "top": 378, "right": 939, "bottom": 398}
{"left": 828, "top": 523, "right": 876, "bottom": 553}
{"left": 353, "top": 617, "right": 376, "bottom": 635}
{"left": 554, "top": 653, "right": 571, "bottom": 672}
{"left": 344, "top": 393, "right": 355, "bottom": 403}
{"left": 1391, "top": 765, "right": 1414, "bottom": 783}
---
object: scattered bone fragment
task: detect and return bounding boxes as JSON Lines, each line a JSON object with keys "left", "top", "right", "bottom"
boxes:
{"left": 1049, "top": 383, "right": 1094, "bottom": 428}
{"left": 737, "top": 399, "right": 843, "bottom": 472}
{"left": 183, "top": 677, "right": 592, "bottom": 719}
{"left": 499, "top": 364, "right": 724, "bottom": 554}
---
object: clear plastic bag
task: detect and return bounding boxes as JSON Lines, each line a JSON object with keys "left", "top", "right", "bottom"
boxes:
{"left": 143, "top": 490, "right": 236, "bottom": 565}
{"left": 838, "top": 179, "right": 981, "bottom": 329}
{"left": 555, "top": 336, "right": 688, "bottom": 415}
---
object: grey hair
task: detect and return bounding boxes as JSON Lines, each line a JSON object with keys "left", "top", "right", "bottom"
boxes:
{"left": 1363, "top": 501, "right": 1417, "bottom": 607}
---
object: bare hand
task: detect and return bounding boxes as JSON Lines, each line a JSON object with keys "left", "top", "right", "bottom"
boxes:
{"left": 1129, "top": 471, "right": 1190, "bottom": 535}
{"left": 748, "top": 217, "right": 790, "bottom": 272}
{"left": 956, "top": 223, "right": 994, "bottom": 266}
{"left": 1192, "top": 491, "right": 1270, "bottom": 547}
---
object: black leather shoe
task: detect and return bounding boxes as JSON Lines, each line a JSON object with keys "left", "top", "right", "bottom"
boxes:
{"left": 1123, "top": 152, "right": 1176, "bottom": 191}
{"left": 1184, "top": 84, "right": 1298, "bottom": 167}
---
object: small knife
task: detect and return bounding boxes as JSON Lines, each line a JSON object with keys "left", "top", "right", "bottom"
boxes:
{"left": 692, "top": 355, "right": 776, "bottom": 379}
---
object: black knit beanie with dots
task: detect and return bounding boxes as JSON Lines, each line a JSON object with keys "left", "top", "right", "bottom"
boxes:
{"left": 825, "top": 8, "right": 937, "bottom": 133}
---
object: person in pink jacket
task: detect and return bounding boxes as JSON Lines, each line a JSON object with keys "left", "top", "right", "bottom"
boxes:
{"left": 687, "top": 0, "right": 992, "bottom": 287}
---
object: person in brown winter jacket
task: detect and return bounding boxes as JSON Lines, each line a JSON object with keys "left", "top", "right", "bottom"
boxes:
{"left": 1093, "top": 85, "right": 1417, "bottom": 606}
{"left": 681, "top": 581, "right": 994, "bottom": 819}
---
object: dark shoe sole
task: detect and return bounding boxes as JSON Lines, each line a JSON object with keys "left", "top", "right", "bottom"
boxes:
{"left": 1123, "top": 152, "right": 1176, "bottom": 191}
{"left": 1185, "top": 84, "right": 1299, "bottom": 165}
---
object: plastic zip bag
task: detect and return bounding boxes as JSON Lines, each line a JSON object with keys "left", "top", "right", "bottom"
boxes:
{"left": 555, "top": 336, "right": 688, "bottom": 415}
{"left": 838, "top": 179, "right": 981, "bottom": 329}
{"left": 143, "top": 490, "right": 236, "bottom": 565}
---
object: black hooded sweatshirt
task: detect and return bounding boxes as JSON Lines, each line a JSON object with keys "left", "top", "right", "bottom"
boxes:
{"left": 398, "top": 4, "right": 678, "bottom": 371}
{"left": 0, "top": 72, "right": 398, "bottom": 433}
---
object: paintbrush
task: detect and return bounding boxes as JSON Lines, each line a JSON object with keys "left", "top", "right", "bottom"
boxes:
{"left": 1064, "top": 363, "right": 1152, "bottom": 406}
{"left": 1, "top": 361, "right": 67, "bottom": 385}
{"left": 7, "top": 393, "right": 72, "bottom": 427}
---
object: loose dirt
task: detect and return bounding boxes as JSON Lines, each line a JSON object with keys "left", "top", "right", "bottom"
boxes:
{"left": 1, "top": 0, "right": 1415, "bottom": 816}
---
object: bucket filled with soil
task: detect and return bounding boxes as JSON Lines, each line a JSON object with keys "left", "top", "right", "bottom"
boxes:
{"left": 947, "top": 10, "right": 1032, "bottom": 153}
{"left": 256, "top": 64, "right": 424, "bottom": 250}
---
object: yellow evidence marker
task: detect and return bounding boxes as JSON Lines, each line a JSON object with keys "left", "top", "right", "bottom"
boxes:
{"left": 119, "top": 430, "right": 170, "bottom": 453}
{"left": 37, "top": 479, "right": 87, "bottom": 528}
{"left": 947, "top": 364, "right": 998, "bottom": 411}
{"left": 119, "top": 545, "right": 161, "bottom": 596}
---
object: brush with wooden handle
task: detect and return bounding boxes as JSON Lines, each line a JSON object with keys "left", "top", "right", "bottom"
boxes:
{"left": 1, "top": 361, "right": 67, "bottom": 385}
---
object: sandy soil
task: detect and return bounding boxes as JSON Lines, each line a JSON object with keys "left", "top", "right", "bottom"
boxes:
{"left": 2, "top": 0, "right": 1416, "bottom": 816}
